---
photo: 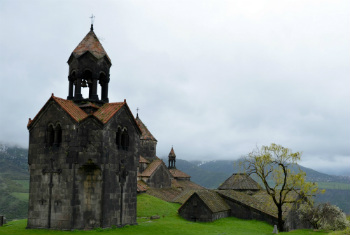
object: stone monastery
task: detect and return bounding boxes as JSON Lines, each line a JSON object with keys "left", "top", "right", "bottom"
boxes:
{"left": 26, "top": 23, "right": 308, "bottom": 232}
{"left": 26, "top": 24, "right": 201, "bottom": 230}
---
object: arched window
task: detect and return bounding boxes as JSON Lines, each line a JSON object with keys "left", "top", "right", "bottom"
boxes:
{"left": 121, "top": 129, "right": 129, "bottom": 151}
{"left": 81, "top": 70, "right": 92, "bottom": 98}
{"left": 54, "top": 124, "right": 62, "bottom": 146}
{"left": 116, "top": 127, "right": 122, "bottom": 149}
{"left": 47, "top": 124, "right": 55, "bottom": 147}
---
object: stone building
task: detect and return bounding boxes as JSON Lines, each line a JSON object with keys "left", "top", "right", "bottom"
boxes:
{"left": 178, "top": 190, "right": 230, "bottom": 222}
{"left": 134, "top": 118, "right": 204, "bottom": 199}
{"left": 179, "top": 174, "right": 309, "bottom": 231}
{"left": 27, "top": 25, "right": 141, "bottom": 229}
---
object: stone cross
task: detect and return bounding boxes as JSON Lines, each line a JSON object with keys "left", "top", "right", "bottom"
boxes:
{"left": 273, "top": 225, "right": 278, "bottom": 234}
{"left": 116, "top": 159, "right": 128, "bottom": 186}
{"left": 116, "top": 159, "right": 128, "bottom": 227}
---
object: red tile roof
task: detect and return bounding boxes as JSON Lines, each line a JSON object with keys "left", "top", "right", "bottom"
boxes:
{"left": 169, "top": 147, "right": 176, "bottom": 157}
{"left": 135, "top": 115, "right": 157, "bottom": 141}
{"left": 53, "top": 96, "right": 89, "bottom": 122}
{"left": 137, "top": 181, "right": 149, "bottom": 193}
{"left": 169, "top": 169, "right": 190, "bottom": 179}
{"left": 28, "top": 95, "right": 128, "bottom": 128}
{"left": 139, "top": 159, "right": 163, "bottom": 177}
{"left": 93, "top": 102, "right": 124, "bottom": 124}
{"left": 139, "top": 156, "right": 150, "bottom": 163}
{"left": 72, "top": 30, "right": 111, "bottom": 63}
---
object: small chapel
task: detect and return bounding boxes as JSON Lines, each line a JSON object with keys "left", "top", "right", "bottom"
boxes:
{"left": 27, "top": 24, "right": 141, "bottom": 229}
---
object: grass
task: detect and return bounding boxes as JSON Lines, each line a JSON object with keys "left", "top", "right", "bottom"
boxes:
{"left": 11, "top": 192, "right": 29, "bottom": 201}
{"left": 0, "top": 194, "right": 334, "bottom": 235}
{"left": 13, "top": 180, "right": 30, "bottom": 190}
{"left": 316, "top": 182, "right": 350, "bottom": 190}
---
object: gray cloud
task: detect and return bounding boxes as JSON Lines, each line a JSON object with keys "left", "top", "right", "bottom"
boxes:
{"left": 0, "top": 0, "right": 349, "bottom": 174}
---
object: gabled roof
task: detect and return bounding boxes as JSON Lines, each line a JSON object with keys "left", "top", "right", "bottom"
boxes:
{"left": 139, "top": 159, "right": 163, "bottom": 177}
{"left": 93, "top": 102, "right": 124, "bottom": 123}
{"left": 218, "top": 173, "right": 261, "bottom": 190}
{"left": 137, "top": 180, "right": 149, "bottom": 193}
{"left": 139, "top": 156, "right": 150, "bottom": 163}
{"left": 28, "top": 94, "right": 88, "bottom": 128}
{"left": 216, "top": 189, "right": 296, "bottom": 219}
{"left": 71, "top": 29, "right": 111, "bottom": 63}
{"left": 135, "top": 115, "right": 157, "bottom": 141}
{"left": 172, "top": 189, "right": 198, "bottom": 204}
{"left": 28, "top": 95, "right": 140, "bottom": 134}
{"left": 169, "top": 169, "right": 190, "bottom": 179}
{"left": 146, "top": 187, "right": 184, "bottom": 202}
{"left": 174, "top": 180, "right": 204, "bottom": 190}
{"left": 184, "top": 190, "right": 230, "bottom": 213}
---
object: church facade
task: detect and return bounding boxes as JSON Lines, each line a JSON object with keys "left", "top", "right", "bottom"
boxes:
{"left": 27, "top": 25, "right": 141, "bottom": 229}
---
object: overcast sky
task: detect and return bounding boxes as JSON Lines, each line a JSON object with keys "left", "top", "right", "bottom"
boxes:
{"left": 0, "top": 0, "right": 349, "bottom": 175}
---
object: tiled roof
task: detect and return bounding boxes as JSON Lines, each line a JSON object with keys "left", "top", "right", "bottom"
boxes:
{"left": 169, "top": 147, "right": 176, "bottom": 157}
{"left": 172, "top": 190, "right": 198, "bottom": 204}
{"left": 71, "top": 30, "right": 111, "bottom": 63}
{"left": 218, "top": 173, "right": 261, "bottom": 190}
{"left": 139, "top": 156, "right": 150, "bottom": 163}
{"left": 174, "top": 180, "right": 204, "bottom": 190}
{"left": 146, "top": 187, "right": 184, "bottom": 202}
{"left": 139, "top": 159, "right": 163, "bottom": 177}
{"left": 93, "top": 102, "right": 124, "bottom": 124}
{"left": 194, "top": 190, "right": 230, "bottom": 213}
{"left": 137, "top": 180, "right": 149, "bottom": 193}
{"left": 216, "top": 190, "right": 296, "bottom": 219}
{"left": 28, "top": 95, "right": 88, "bottom": 127}
{"left": 28, "top": 95, "right": 129, "bottom": 128}
{"left": 169, "top": 169, "right": 190, "bottom": 179}
{"left": 52, "top": 96, "right": 89, "bottom": 122}
{"left": 135, "top": 115, "right": 157, "bottom": 141}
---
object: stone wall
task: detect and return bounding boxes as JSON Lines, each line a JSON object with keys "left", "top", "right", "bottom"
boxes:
{"left": 147, "top": 164, "right": 171, "bottom": 188}
{"left": 178, "top": 194, "right": 229, "bottom": 222}
{"left": 139, "top": 139, "right": 157, "bottom": 162}
{"left": 223, "top": 197, "right": 278, "bottom": 226}
{"left": 27, "top": 102, "right": 139, "bottom": 229}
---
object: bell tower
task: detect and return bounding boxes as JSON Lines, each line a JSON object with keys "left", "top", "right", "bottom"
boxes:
{"left": 168, "top": 146, "right": 176, "bottom": 169}
{"left": 67, "top": 24, "right": 111, "bottom": 103}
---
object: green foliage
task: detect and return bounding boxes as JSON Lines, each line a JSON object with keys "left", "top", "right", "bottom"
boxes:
{"left": 298, "top": 203, "right": 349, "bottom": 231}
{"left": 0, "top": 191, "right": 28, "bottom": 220}
{"left": 0, "top": 145, "right": 29, "bottom": 220}
{"left": 240, "top": 143, "right": 323, "bottom": 231}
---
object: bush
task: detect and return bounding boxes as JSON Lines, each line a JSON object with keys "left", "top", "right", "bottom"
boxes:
{"left": 298, "top": 203, "right": 349, "bottom": 231}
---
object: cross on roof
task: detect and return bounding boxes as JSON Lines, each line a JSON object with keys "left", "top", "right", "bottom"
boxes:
{"left": 90, "top": 14, "right": 95, "bottom": 24}
{"left": 90, "top": 14, "right": 95, "bottom": 31}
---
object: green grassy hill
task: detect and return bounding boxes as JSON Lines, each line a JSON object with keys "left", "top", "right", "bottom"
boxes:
{"left": 0, "top": 194, "right": 332, "bottom": 235}
{"left": 0, "top": 144, "right": 29, "bottom": 220}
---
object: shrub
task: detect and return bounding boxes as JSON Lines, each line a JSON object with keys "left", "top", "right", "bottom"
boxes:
{"left": 298, "top": 203, "right": 349, "bottom": 231}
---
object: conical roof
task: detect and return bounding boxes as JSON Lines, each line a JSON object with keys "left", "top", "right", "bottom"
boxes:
{"left": 135, "top": 115, "right": 157, "bottom": 141}
{"left": 71, "top": 29, "right": 111, "bottom": 63}
{"left": 218, "top": 173, "right": 261, "bottom": 190}
{"left": 168, "top": 147, "right": 176, "bottom": 157}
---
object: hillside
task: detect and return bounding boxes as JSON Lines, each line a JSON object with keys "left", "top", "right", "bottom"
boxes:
{"left": 0, "top": 194, "right": 331, "bottom": 235}
{"left": 0, "top": 142, "right": 349, "bottom": 221}
{"left": 172, "top": 159, "right": 350, "bottom": 214}
{"left": 0, "top": 144, "right": 29, "bottom": 220}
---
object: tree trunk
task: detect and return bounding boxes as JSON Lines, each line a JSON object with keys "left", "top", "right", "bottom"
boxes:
{"left": 278, "top": 205, "right": 284, "bottom": 232}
